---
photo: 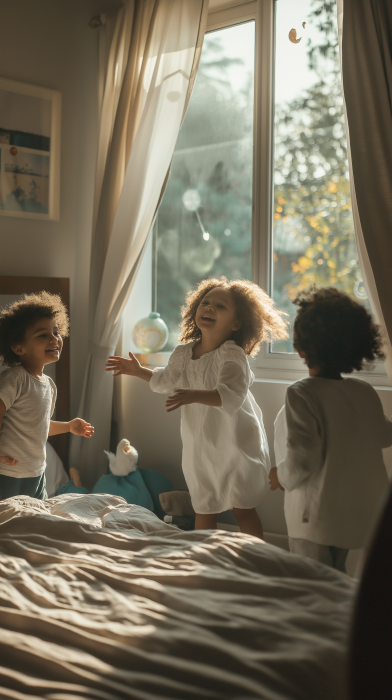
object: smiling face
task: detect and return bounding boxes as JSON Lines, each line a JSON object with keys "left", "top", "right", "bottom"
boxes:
{"left": 12, "top": 316, "right": 63, "bottom": 373}
{"left": 195, "top": 287, "right": 241, "bottom": 342}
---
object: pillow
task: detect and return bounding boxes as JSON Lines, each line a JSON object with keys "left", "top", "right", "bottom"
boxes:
{"left": 45, "top": 442, "right": 68, "bottom": 497}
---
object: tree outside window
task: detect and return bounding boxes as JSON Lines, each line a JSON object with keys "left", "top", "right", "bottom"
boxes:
{"left": 272, "top": 0, "right": 370, "bottom": 352}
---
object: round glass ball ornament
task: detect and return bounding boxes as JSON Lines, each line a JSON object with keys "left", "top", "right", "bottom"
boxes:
{"left": 132, "top": 312, "right": 169, "bottom": 353}
{"left": 354, "top": 279, "right": 368, "bottom": 301}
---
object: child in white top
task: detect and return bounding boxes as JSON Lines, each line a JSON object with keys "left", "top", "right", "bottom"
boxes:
{"left": 0, "top": 292, "right": 94, "bottom": 500}
{"left": 106, "top": 277, "right": 288, "bottom": 538}
{"left": 269, "top": 286, "right": 392, "bottom": 571}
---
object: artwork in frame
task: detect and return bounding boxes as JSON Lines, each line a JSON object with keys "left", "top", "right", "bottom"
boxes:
{"left": 0, "top": 77, "right": 61, "bottom": 220}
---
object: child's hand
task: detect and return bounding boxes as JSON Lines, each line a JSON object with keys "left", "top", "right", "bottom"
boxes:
{"left": 105, "top": 352, "right": 141, "bottom": 377}
{"left": 0, "top": 455, "right": 19, "bottom": 466}
{"left": 69, "top": 418, "right": 94, "bottom": 438}
{"left": 165, "top": 389, "right": 195, "bottom": 413}
{"left": 269, "top": 466, "right": 284, "bottom": 491}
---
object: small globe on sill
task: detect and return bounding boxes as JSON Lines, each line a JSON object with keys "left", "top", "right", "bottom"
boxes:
{"left": 132, "top": 312, "right": 169, "bottom": 353}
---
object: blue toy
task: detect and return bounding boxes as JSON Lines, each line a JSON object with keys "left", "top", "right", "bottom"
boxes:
{"left": 57, "top": 439, "right": 173, "bottom": 520}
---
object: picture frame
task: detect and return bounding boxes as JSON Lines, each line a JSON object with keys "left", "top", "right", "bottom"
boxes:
{"left": 0, "top": 77, "right": 61, "bottom": 220}
{"left": 0, "top": 276, "right": 70, "bottom": 469}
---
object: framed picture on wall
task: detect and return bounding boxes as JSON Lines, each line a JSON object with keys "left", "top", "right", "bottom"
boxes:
{"left": 0, "top": 77, "right": 61, "bottom": 220}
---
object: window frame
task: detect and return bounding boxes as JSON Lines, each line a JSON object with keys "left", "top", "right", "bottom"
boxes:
{"left": 191, "top": 1, "right": 304, "bottom": 381}
{"left": 149, "top": 0, "right": 388, "bottom": 386}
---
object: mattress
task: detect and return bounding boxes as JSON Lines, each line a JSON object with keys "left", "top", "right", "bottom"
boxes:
{"left": 0, "top": 493, "right": 356, "bottom": 699}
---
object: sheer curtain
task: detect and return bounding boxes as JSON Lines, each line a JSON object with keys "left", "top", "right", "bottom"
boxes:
{"left": 71, "top": 0, "right": 208, "bottom": 487}
{"left": 337, "top": 0, "right": 392, "bottom": 381}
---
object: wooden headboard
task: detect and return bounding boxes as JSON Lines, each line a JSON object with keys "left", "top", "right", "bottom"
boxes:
{"left": 0, "top": 276, "right": 70, "bottom": 470}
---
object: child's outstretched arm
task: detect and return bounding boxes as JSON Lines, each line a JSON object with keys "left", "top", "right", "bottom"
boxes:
{"left": 0, "top": 398, "right": 19, "bottom": 466}
{"left": 165, "top": 389, "right": 221, "bottom": 412}
{"left": 49, "top": 418, "right": 94, "bottom": 438}
{"left": 105, "top": 352, "right": 153, "bottom": 382}
{"left": 165, "top": 358, "right": 247, "bottom": 413}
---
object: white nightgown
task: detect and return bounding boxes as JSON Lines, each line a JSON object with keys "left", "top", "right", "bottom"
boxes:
{"left": 150, "top": 340, "right": 270, "bottom": 514}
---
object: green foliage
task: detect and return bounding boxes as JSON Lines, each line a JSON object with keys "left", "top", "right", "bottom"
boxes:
{"left": 272, "top": 0, "right": 369, "bottom": 351}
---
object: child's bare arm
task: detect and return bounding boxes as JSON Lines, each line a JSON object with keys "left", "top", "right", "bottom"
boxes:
{"left": 105, "top": 352, "right": 153, "bottom": 382}
{"left": 49, "top": 418, "right": 94, "bottom": 438}
{"left": 0, "top": 398, "right": 19, "bottom": 465}
{"left": 268, "top": 466, "right": 284, "bottom": 491}
{"left": 165, "top": 389, "right": 221, "bottom": 413}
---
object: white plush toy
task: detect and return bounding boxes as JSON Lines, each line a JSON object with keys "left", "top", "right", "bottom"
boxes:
{"left": 104, "top": 439, "right": 139, "bottom": 476}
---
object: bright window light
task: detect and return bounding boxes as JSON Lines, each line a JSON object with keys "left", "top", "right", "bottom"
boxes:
{"left": 153, "top": 22, "right": 255, "bottom": 351}
{"left": 271, "top": 0, "right": 370, "bottom": 353}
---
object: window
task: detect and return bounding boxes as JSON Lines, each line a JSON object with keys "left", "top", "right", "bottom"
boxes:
{"left": 148, "top": 0, "right": 386, "bottom": 383}
{"left": 153, "top": 17, "right": 255, "bottom": 350}
{"left": 271, "top": 0, "right": 370, "bottom": 354}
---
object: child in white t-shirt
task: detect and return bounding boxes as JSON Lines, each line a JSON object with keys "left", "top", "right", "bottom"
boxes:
{"left": 0, "top": 292, "right": 94, "bottom": 500}
{"left": 269, "top": 286, "right": 392, "bottom": 572}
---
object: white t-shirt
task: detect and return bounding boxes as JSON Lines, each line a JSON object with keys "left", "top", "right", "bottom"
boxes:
{"left": 275, "top": 377, "right": 392, "bottom": 549}
{"left": 0, "top": 365, "right": 57, "bottom": 478}
{"left": 150, "top": 340, "right": 270, "bottom": 514}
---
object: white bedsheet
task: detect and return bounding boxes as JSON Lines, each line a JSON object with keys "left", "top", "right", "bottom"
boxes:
{"left": 0, "top": 493, "right": 356, "bottom": 700}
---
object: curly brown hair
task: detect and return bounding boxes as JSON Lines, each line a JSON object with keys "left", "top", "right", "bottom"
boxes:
{"left": 293, "top": 286, "right": 384, "bottom": 375}
{"left": 178, "top": 277, "right": 289, "bottom": 357}
{"left": 0, "top": 291, "right": 69, "bottom": 368}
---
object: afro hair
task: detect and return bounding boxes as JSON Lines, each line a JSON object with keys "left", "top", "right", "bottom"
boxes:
{"left": 179, "top": 277, "right": 288, "bottom": 357}
{"left": 293, "top": 286, "right": 384, "bottom": 376}
{"left": 0, "top": 291, "right": 69, "bottom": 368}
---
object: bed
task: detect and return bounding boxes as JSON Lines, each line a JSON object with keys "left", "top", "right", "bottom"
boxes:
{"left": 0, "top": 493, "right": 356, "bottom": 700}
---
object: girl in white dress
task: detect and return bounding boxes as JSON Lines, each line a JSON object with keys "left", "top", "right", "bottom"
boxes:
{"left": 106, "top": 277, "right": 288, "bottom": 538}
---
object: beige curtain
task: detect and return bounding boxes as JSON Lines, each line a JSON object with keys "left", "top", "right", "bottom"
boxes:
{"left": 71, "top": 0, "right": 209, "bottom": 487}
{"left": 337, "top": 0, "right": 392, "bottom": 381}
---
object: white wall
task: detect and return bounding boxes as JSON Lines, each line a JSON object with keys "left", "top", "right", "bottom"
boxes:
{"left": 0, "top": 0, "right": 121, "bottom": 416}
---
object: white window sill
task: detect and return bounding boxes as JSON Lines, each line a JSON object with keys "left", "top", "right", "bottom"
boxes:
{"left": 136, "top": 351, "right": 391, "bottom": 389}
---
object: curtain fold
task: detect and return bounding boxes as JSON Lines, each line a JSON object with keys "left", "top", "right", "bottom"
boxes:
{"left": 71, "top": 0, "right": 209, "bottom": 487}
{"left": 337, "top": 0, "right": 392, "bottom": 381}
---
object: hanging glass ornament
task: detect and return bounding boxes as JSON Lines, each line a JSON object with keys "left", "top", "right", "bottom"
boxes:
{"left": 132, "top": 312, "right": 169, "bottom": 353}
{"left": 354, "top": 280, "right": 368, "bottom": 301}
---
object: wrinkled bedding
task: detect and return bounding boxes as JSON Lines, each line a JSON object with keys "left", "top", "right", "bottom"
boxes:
{"left": 0, "top": 493, "right": 356, "bottom": 700}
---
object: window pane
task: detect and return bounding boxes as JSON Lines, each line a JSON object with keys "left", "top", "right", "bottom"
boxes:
{"left": 154, "top": 22, "right": 255, "bottom": 351}
{"left": 272, "top": 0, "right": 370, "bottom": 353}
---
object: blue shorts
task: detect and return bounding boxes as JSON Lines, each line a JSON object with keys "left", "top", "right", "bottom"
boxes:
{"left": 0, "top": 472, "right": 47, "bottom": 501}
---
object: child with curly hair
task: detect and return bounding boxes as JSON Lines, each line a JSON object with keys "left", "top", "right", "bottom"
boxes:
{"left": 269, "top": 286, "right": 392, "bottom": 571}
{"left": 0, "top": 292, "right": 94, "bottom": 500}
{"left": 106, "top": 277, "right": 288, "bottom": 538}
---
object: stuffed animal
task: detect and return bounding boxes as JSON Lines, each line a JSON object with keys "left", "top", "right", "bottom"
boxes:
{"left": 91, "top": 440, "right": 172, "bottom": 517}
{"left": 159, "top": 490, "right": 196, "bottom": 530}
{"left": 57, "top": 439, "right": 188, "bottom": 524}
{"left": 104, "top": 439, "right": 138, "bottom": 475}
{"left": 57, "top": 439, "right": 171, "bottom": 520}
